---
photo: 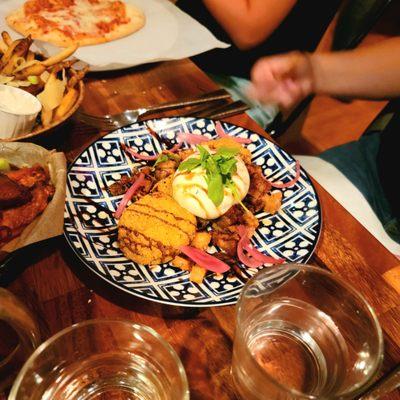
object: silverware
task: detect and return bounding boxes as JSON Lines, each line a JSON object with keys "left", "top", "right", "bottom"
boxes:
{"left": 357, "top": 364, "right": 400, "bottom": 399}
{"left": 179, "top": 99, "right": 228, "bottom": 117}
{"left": 205, "top": 100, "right": 249, "bottom": 120}
{"left": 75, "top": 89, "right": 231, "bottom": 130}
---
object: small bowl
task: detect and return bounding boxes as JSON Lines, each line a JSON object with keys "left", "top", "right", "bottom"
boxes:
{"left": 0, "top": 85, "right": 42, "bottom": 140}
{"left": 0, "top": 81, "right": 84, "bottom": 143}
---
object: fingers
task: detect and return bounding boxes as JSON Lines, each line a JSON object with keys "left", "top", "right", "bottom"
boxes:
{"left": 249, "top": 52, "right": 314, "bottom": 108}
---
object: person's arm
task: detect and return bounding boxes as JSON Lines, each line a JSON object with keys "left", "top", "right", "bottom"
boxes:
{"left": 248, "top": 37, "right": 400, "bottom": 108}
{"left": 203, "top": 0, "right": 297, "bottom": 50}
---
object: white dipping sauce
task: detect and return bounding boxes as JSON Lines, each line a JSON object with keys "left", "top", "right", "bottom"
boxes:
{"left": 0, "top": 85, "right": 41, "bottom": 115}
{"left": 0, "top": 84, "right": 42, "bottom": 139}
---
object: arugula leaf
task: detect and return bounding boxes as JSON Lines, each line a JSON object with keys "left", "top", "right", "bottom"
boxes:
{"left": 178, "top": 157, "right": 202, "bottom": 171}
{"left": 219, "top": 157, "right": 237, "bottom": 175}
{"left": 216, "top": 146, "right": 240, "bottom": 158}
{"left": 205, "top": 156, "right": 218, "bottom": 174}
{"left": 178, "top": 145, "right": 241, "bottom": 207}
{"left": 207, "top": 172, "right": 224, "bottom": 206}
{"left": 154, "top": 154, "right": 169, "bottom": 167}
{"left": 166, "top": 153, "right": 180, "bottom": 163}
{"left": 226, "top": 179, "right": 239, "bottom": 200}
{"left": 197, "top": 145, "right": 210, "bottom": 162}
{"left": 154, "top": 153, "right": 180, "bottom": 168}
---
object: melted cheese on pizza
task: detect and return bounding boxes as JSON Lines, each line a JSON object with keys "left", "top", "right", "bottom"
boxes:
{"left": 23, "top": 0, "right": 130, "bottom": 38}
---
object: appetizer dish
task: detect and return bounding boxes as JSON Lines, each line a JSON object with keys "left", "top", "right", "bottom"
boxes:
{"left": 0, "top": 158, "right": 55, "bottom": 247}
{"left": 64, "top": 117, "right": 321, "bottom": 307}
{"left": 7, "top": 0, "right": 145, "bottom": 47}
{"left": 0, "top": 30, "right": 87, "bottom": 138}
{"left": 113, "top": 122, "right": 297, "bottom": 284}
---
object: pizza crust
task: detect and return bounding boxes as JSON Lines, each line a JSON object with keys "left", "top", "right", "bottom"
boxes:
{"left": 6, "top": 3, "right": 145, "bottom": 47}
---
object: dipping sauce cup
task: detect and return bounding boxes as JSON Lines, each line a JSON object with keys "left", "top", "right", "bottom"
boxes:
{"left": 0, "top": 85, "right": 42, "bottom": 139}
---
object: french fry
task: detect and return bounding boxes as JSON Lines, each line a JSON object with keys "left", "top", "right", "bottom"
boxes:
{"left": 15, "top": 63, "right": 46, "bottom": 80}
{"left": 42, "top": 44, "right": 78, "bottom": 67}
{"left": 50, "top": 59, "right": 77, "bottom": 74}
{"left": 1, "top": 31, "right": 13, "bottom": 47}
{"left": 0, "top": 39, "right": 21, "bottom": 69}
{"left": 0, "top": 40, "right": 7, "bottom": 54}
{"left": 67, "top": 65, "right": 89, "bottom": 88}
{"left": 2, "top": 54, "right": 21, "bottom": 75}
{"left": 54, "top": 87, "right": 78, "bottom": 120}
{"left": 26, "top": 51, "right": 35, "bottom": 61}
{"left": 41, "top": 107, "right": 53, "bottom": 127}
{"left": 1, "top": 37, "right": 32, "bottom": 74}
{"left": 1, "top": 30, "right": 86, "bottom": 134}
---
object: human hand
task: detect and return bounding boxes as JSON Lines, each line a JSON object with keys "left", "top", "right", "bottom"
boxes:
{"left": 247, "top": 51, "right": 315, "bottom": 108}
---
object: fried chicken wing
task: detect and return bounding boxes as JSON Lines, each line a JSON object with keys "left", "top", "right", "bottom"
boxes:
{"left": 6, "top": 165, "right": 48, "bottom": 188}
{"left": 0, "top": 174, "right": 32, "bottom": 209}
{"left": 0, "top": 165, "right": 55, "bottom": 246}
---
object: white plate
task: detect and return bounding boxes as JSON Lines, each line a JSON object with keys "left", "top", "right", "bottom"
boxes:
{"left": 0, "top": 0, "right": 228, "bottom": 71}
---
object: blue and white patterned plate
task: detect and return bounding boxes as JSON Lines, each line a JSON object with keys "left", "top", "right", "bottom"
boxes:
{"left": 64, "top": 117, "right": 321, "bottom": 307}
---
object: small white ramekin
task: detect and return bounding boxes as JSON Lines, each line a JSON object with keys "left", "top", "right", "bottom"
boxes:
{"left": 0, "top": 84, "right": 42, "bottom": 139}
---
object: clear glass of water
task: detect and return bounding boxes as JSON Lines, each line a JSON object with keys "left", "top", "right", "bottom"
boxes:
{"left": 9, "top": 319, "right": 189, "bottom": 400}
{"left": 232, "top": 264, "right": 384, "bottom": 400}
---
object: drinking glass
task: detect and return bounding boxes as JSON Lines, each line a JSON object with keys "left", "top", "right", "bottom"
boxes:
{"left": 232, "top": 264, "right": 384, "bottom": 400}
{"left": 0, "top": 288, "right": 41, "bottom": 391}
{"left": 9, "top": 319, "right": 189, "bottom": 400}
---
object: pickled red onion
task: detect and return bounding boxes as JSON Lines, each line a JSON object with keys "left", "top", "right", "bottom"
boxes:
{"left": 177, "top": 132, "right": 210, "bottom": 144}
{"left": 114, "top": 173, "right": 146, "bottom": 219}
{"left": 237, "top": 225, "right": 284, "bottom": 267}
{"left": 270, "top": 161, "right": 301, "bottom": 189}
{"left": 179, "top": 245, "right": 230, "bottom": 273}
{"left": 215, "top": 121, "right": 252, "bottom": 144}
{"left": 121, "top": 143, "right": 159, "bottom": 161}
{"left": 169, "top": 142, "right": 183, "bottom": 153}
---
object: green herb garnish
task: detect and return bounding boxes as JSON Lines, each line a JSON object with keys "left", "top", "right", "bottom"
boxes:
{"left": 178, "top": 146, "right": 240, "bottom": 206}
{"left": 27, "top": 75, "right": 39, "bottom": 85}
{"left": 0, "top": 158, "right": 10, "bottom": 172}
{"left": 154, "top": 153, "right": 180, "bottom": 168}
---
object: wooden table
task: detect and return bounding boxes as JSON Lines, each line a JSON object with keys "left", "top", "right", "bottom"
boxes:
{"left": 2, "top": 58, "right": 400, "bottom": 399}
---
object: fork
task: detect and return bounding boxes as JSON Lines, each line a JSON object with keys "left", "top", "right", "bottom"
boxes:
{"left": 75, "top": 89, "right": 231, "bottom": 131}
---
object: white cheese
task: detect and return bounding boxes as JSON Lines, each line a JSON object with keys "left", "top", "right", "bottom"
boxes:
{"left": 39, "top": 1, "right": 123, "bottom": 35}
{"left": 173, "top": 155, "right": 250, "bottom": 220}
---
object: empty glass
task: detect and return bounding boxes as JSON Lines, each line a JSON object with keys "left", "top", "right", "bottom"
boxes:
{"left": 9, "top": 319, "right": 189, "bottom": 400}
{"left": 0, "top": 288, "right": 41, "bottom": 391}
{"left": 232, "top": 264, "right": 384, "bottom": 400}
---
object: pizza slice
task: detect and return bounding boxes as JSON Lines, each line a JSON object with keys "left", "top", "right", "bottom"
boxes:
{"left": 6, "top": 0, "right": 146, "bottom": 47}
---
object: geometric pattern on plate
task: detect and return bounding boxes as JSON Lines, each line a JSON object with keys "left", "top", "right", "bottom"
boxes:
{"left": 64, "top": 117, "right": 322, "bottom": 307}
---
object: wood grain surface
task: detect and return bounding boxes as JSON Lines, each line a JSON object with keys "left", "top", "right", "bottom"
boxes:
{"left": 1, "top": 59, "right": 400, "bottom": 399}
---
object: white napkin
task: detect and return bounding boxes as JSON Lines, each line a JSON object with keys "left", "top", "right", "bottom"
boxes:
{"left": 295, "top": 155, "right": 400, "bottom": 256}
{"left": 0, "top": 0, "right": 229, "bottom": 71}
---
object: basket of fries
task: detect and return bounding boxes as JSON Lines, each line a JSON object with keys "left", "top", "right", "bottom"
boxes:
{"left": 0, "top": 31, "right": 87, "bottom": 142}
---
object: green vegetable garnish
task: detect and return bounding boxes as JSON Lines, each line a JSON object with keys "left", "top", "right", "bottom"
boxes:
{"left": 154, "top": 154, "right": 169, "bottom": 167}
{"left": 154, "top": 153, "right": 180, "bottom": 168}
{"left": 27, "top": 75, "right": 39, "bottom": 85}
{"left": 0, "top": 158, "right": 10, "bottom": 172}
{"left": 178, "top": 146, "right": 240, "bottom": 206}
